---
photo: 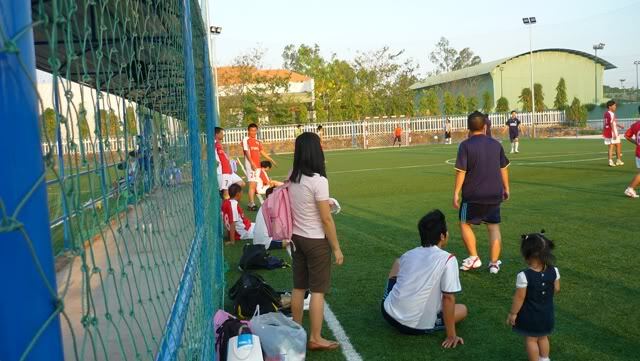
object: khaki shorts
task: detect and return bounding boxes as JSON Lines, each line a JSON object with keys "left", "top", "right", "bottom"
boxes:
{"left": 291, "top": 234, "right": 332, "bottom": 293}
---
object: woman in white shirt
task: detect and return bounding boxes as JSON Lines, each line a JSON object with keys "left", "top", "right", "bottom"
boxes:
{"left": 289, "top": 132, "right": 344, "bottom": 351}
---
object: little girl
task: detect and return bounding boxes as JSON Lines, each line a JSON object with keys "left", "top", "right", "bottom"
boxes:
{"left": 507, "top": 231, "right": 560, "bottom": 361}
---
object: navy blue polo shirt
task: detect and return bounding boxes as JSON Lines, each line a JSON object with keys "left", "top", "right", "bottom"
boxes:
{"left": 455, "top": 134, "right": 510, "bottom": 204}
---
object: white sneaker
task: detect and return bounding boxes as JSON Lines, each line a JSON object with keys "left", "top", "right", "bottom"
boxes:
{"left": 609, "top": 159, "right": 616, "bottom": 167}
{"left": 616, "top": 159, "right": 624, "bottom": 166}
{"left": 460, "top": 256, "right": 482, "bottom": 271}
{"left": 624, "top": 188, "right": 639, "bottom": 198}
{"left": 488, "top": 260, "right": 502, "bottom": 274}
{"left": 510, "top": 150, "right": 514, "bottom": 154}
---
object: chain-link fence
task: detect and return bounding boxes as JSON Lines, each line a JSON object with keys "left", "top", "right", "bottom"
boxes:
{"left": 0, "top": 0, "right": 222, "bottom": 360}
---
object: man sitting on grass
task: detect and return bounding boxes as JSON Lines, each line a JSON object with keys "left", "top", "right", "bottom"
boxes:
{"left": 221, "top": 183, "right": 254, "bottom": 244}
{"left": 381, "top": 210, "right": 467, "bottom": 349}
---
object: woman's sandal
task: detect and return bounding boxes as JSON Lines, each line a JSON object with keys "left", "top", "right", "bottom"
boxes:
{"left": 307, "top": 340, "right": 340, "bottom": 351}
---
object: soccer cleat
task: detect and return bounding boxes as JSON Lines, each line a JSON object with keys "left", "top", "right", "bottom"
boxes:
{"left": 608, "top": 159, "right": 616, "bottom": 167}
{"left": 460, "top": 256, "right": 482, "bottom": 271}
{"left": 615, "top": 159, "right": 624, "bottom": 166}
{"left": 247, "top": 204, "right": 258, "bottom": 211}
{"left": 488, "top": 260, "right": 502, "bottom": 274}
{"left": 624, "top": 188, "right": 639, "bottom": 198}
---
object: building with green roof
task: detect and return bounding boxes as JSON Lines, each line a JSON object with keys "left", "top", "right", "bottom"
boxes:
{"left": 410, "top": 48, "right": 616, "bottom": 113}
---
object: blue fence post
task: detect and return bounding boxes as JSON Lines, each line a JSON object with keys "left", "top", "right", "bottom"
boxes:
{"left": 155, "top": 0, "right": 206, "bottom": 359}
{"left": 0, "top": 0, "right": 65, "bottom": 360}
{"left": 202, "top": 29, "right": 220, "bottom": 359}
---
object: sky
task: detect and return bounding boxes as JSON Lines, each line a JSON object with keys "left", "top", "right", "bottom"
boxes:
{"left": 207, "top": 0, "right": 640, "bottom": 88}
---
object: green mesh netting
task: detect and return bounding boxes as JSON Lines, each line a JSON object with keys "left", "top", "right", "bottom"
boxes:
{"left": 1, "top": 0, "right": 222, "bottom": 359}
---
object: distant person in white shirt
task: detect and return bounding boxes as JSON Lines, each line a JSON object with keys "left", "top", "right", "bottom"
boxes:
{"left": 381, "top": 210, "right": 467, "bottom": 349}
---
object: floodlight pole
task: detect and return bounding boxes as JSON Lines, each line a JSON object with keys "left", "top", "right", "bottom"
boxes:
{"left": 523, "top": 17, "right": 536, "bottom": 138}
{"left": 635, "top": 61, "right": 640, "bottom": 102}
{"left": 593, "top": 43, "right": 605, "bottom": 104}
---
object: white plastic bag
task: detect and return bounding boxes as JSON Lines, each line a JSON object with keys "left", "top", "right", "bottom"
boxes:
{"left": 249, "top": 312, "right": 306, "bottom": 361}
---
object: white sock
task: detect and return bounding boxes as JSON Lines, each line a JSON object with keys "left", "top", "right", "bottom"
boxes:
{"left": 511, "top": 144, "right": 515, "bottom": 152}
{"left": 539, "top": 357, "right": 550, "bottom": 361}
{"left": 515, "top": 142, "right": 519, "bottom": 152}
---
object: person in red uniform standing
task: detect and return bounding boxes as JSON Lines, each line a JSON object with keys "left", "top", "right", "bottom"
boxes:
{"left": 623, "top": 106, "right": 640, "bottom": 198}
{"left": 216, "top": 127, "right": 244, "bottom": 199}
{"left": 602, "top": 100, "right": 625, "bottom": 167}
{"left": 241, "top": 123, "right": 277, "bottom": 211}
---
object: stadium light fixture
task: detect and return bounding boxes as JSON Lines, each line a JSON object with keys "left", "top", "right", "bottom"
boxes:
{"left": 593, "top": 43, "right": 605, "bottom": 104}
{"left": 209, "top": 26, "right": 222, "bottom": 34}
{"left": 634, "top": 60, "right": 640, "bottom": 101}
{"left": 522, "top": 16, "right": 537, "bottom": 137}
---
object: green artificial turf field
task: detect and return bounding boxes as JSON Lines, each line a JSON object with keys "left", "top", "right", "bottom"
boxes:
{"left": 224, "top": 138, "right": 639, "bottom": 361}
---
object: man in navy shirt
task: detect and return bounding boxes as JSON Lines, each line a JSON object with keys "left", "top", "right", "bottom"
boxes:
{"left": 453, "top": 111, "right": 510, "bottom": 274}
{"left": 505, "top": 111, "right": 522, "bottom": 153}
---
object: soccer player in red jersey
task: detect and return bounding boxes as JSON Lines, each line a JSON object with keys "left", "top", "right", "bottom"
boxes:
{"left": 241, "top": 123, "right": 277, "bottom": 211}
{"left": 215, "top": 127, "right": 244, "bottom": 199}
{"left": 603, "top": 100, "right": 625, "bottom": 167}
{"left": 623, "top": 106, "right": 640, "bottom": 198}
{"left": 221, "top": 184, "right": 255, "bottom": 244}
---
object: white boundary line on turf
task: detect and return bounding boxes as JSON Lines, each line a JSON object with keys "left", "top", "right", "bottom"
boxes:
{"left": 324, "top": 302, "right": 364, "bottom": 361}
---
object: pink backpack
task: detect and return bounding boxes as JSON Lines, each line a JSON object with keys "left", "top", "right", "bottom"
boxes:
{"left": 261, "top": 182, "right": 292, "bottom": 240}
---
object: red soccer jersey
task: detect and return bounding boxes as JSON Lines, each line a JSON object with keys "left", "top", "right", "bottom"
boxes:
{"left": 394, "top": 127, "right": 402, "bottom": 137}
{"left": 625, "top": 121, "right": 640, "bottom": 158}
{"left": 215, "top": 141, "right": 231, "bottom": 175}
{"left": 241, "top": 136, "right": 263, "bottom": 168}
{"left": 259, "top": 168, "right": 270, "bottom": 185}
{"left": 221, "top": 199, "right": 252, "bottom": 240}
{"left": 602, "top": 111, "right": 617, "bottom": 138}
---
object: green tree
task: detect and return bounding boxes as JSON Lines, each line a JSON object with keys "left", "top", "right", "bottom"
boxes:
{"left": 534, "top": 83, "right": 545, "bottom": 111}
{"left": 519, "top": 87, "right": 532, "bottom": 112}
{"left": 125, "top": 106, "right": 137, "bottom": 136}
{"left": 96, "top": 109, "right": 121, "bottom": 138}
{"left": 566, "top": 97, "right": 587, "bottom": 127}
{"left": 417, "top": 89, "right": 440, "bottom": 116}
{"left": 553, "top": 78, "right": 568, "bottom": 110}
{"left": 429, "top": 37, "right": 481, "bottom": 75}
{"left": 78, "top": 103, "right": 90, "bottom": 140}
{"left": 467, "top": 96, "right": 478, "bottom": 112}
{"left": 455, "top": 94, "right": 467, "bottom": 115}
{"left": 443, "top": 91, "right": 456, "bottom": 115}
{"left": 496, "top": 97, "right": 510, "bottom": 112}
{"left": 42, "top": 108, "right": 57, "bottom": 141}
{"left": 481, "top": 91, "right": 493, "bottom": 113}
{"left": 298, "top": 105, "right": 309, "bottom": 122}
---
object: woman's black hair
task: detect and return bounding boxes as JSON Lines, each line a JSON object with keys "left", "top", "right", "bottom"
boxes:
{"left": 520, "top": 230, "right": 556, "bottom": 268}
{"left": 418, "top": 210, "right": 447, "bottom": 247}
{"left": 289, "top": 132, "right": 326, "bottom": 183}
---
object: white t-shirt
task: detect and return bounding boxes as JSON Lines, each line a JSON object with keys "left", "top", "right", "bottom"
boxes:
{"left": 288, "top": 173, "right": 330, "bottom": 239}
{"left": 384, "top": 246, "right": 462, "bottom": 330}
{"left": 516, "top": 267, "right": 560, "bottom": 288}
{"left": 253, "top": 207, "right": 271, "bottom": 247}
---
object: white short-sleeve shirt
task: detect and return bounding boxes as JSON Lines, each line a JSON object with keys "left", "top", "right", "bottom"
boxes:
{"left": 253, "top": 207, "right": 271, "bottom": 247}
{"left": 384, "top": 246, "right": 462, "bottom": 330}
{"left": 288, "top": 174, "right": 330, "bottom": 239}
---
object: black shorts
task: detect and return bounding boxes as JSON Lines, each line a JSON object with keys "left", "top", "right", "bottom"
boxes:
{"left": 394, "top": 136, "right": 402, "bottom": 141}
{"left": 445, "top": 132, "right": 451, "bottom": 139}
{"left": 459, "top": 202, "right": 501, "bottom": 225}
{"left": 509, "top": 133, "right": 519, "bottom": 141}
{"left": 380, "top": 277, "right": 445, "bottom": 335}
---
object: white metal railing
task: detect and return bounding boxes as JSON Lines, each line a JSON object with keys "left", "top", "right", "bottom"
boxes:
{"left": 586, "top": 118, "right": 637, "bottom": 130}
{"left": 44, "top": 110, "right": 566, "bottom": 155}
